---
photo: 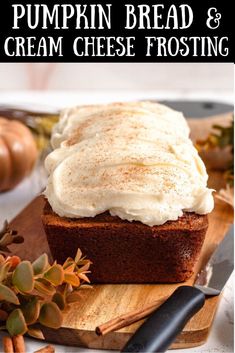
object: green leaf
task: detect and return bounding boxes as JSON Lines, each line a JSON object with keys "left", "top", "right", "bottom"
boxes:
{"left": 39, "top": 302, "right": 63, "bottom": 329}
{"left": 6, "top": 309, "right": 27, "bottom": 336}
{"left": 0, "top": 283, "right": 20, "bottom": 305}
{"left": 64, "top": 273, "right": 80, "bottom": 287}
{"left": 32, "top": 254, "right": 49, "bottom": 275}
{"left": 77, "top": 261, "right": 91, "bottom": 273}
{"left": 52, "top": 292, "right": 65, "bottom": 310}
{"left": 62, "top": 258, "right": 74, "bottom": 270}
{"left": 0, "top": 232, "right": 13, "bottom": 247}
{"left": 12, "top": 261, "right": 34, "bottom": 293}
{"left": 34, "top": 279, "right": 56, "bottom": 297}
{"left": 44, "top": 264, "right": 64, "bottom": 286}
{"left": 63, "top": 263, "right": 75, "bottom": 273}
{"left": 0, "top": 262, "right": 11, "bottom": 282}
{"left": 66, "top": 291, "right": 81, "bottom": 304}
{"left": 27, "top": 327, "right": 45, "bottom": 340}
{"left": 77, "top": 272, "right": 90, "bottom": 283}
{"left": 21, "top": 298, "right": 40, "bottom": 325}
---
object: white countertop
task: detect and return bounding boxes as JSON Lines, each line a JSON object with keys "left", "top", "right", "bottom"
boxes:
{"left": 0, "top": 91, "right": 233, "bottom": 353}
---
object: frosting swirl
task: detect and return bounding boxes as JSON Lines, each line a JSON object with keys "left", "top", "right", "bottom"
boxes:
{"left": 44, "top": 101, "right": 214, "bottom": 226}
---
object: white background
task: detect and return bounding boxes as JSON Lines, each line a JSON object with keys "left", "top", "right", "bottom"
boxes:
{"left": 0, "top": 63, "right": 233, "bottom": 93}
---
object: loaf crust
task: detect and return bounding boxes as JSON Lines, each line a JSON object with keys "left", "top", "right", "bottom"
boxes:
{"left": 42, "top": 200, "right": 208, "bottom": 283}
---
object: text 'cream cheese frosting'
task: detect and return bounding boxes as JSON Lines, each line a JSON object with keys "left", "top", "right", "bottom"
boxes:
{"left": 44, "top": 101, "right": 214, "bottom": 226}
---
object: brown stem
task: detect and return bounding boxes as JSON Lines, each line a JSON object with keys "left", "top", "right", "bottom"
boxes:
{"left": 2, "top": 336, "right": 14, "bottom": 353}
{"left": 96, "top": 296, "right": 168, "bottom": 336}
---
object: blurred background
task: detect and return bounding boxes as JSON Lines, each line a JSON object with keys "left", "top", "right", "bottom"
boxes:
{"left": 0, "top": 63, "right": 233, "bottom": 94}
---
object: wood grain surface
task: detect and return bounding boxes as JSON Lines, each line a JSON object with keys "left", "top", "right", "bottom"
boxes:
{"left": 8, "top": 172, "right": 233, "bottom": 350}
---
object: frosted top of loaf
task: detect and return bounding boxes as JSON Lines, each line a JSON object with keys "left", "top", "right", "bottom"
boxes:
{"left": 44, "top": 101, "right": 214, "bottom": 226}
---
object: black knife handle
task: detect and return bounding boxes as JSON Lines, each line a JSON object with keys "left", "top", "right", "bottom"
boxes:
{"left": 121, "top": 286, "right": 205, "bottom": 353}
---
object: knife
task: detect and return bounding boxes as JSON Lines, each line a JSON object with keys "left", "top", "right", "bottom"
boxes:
{"left": 159, "top": 100, "right": 233, "bottom": 118}
{"left": 121, "top": 225, "right": 234, "bottom": 353}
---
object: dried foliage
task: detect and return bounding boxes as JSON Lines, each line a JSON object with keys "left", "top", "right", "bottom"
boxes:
{"left": 197, "top": 120, "right": 234, "bottom": 185}
{"left": 0, "top": 248, "right": 91, "bottom": 338}
{"left": 0, "top": 221, "right": 24, "bottom": 254}
{"left": 215, "top": 185, "right": 234, "bottom": 208}
{"left": 30, "top": 115, "right": 59, "bottom": 154}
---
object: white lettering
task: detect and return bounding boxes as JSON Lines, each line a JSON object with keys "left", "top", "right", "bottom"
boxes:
{"left": 4, "top": 37, "right": 63, "bottom": 56}
{"left": 125, "top": 5, "right": 137, "bottom": 29}
{"left": 12, "top": 4, "right": 25, "bottom": 29}
{"left": 180, "top": 5, "right": 193, "bottom": 29}
{"left": 146, "top": 37, "right": 156, "bottom": 56}
{"left": 61, "top": 5, "right": 75, "bottom": 29}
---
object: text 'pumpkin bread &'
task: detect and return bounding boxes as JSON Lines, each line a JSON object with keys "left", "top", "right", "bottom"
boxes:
{"left": 42, "top": 101, "right": 214, "bottom": 283}
{"left": 0, "top": 117, "right": 38, "bottom": 192}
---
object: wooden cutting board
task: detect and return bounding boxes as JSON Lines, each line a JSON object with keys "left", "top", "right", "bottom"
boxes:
{"left": 8, "top": 172, "right": 233, "bottom": 350}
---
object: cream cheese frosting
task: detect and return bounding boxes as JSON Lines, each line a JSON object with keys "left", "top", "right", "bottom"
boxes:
{"left": 44, "top": 101, "right": 214, "bottom": 226}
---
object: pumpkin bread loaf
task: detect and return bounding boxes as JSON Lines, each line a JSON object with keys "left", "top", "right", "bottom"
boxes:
{"left": 42, "top": 102, "right": 214, "bottom": 283}
{"left": 42, "top": 201, "right": 208, "bottom": 283}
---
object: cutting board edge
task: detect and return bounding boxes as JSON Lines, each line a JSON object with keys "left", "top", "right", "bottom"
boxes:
{"left": 37, "top": 323, "right": 211, "bottom": 350}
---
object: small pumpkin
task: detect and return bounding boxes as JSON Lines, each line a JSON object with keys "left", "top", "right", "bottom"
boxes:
{"left": 0, "top": 117, "right": 38, "bottom": 192}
